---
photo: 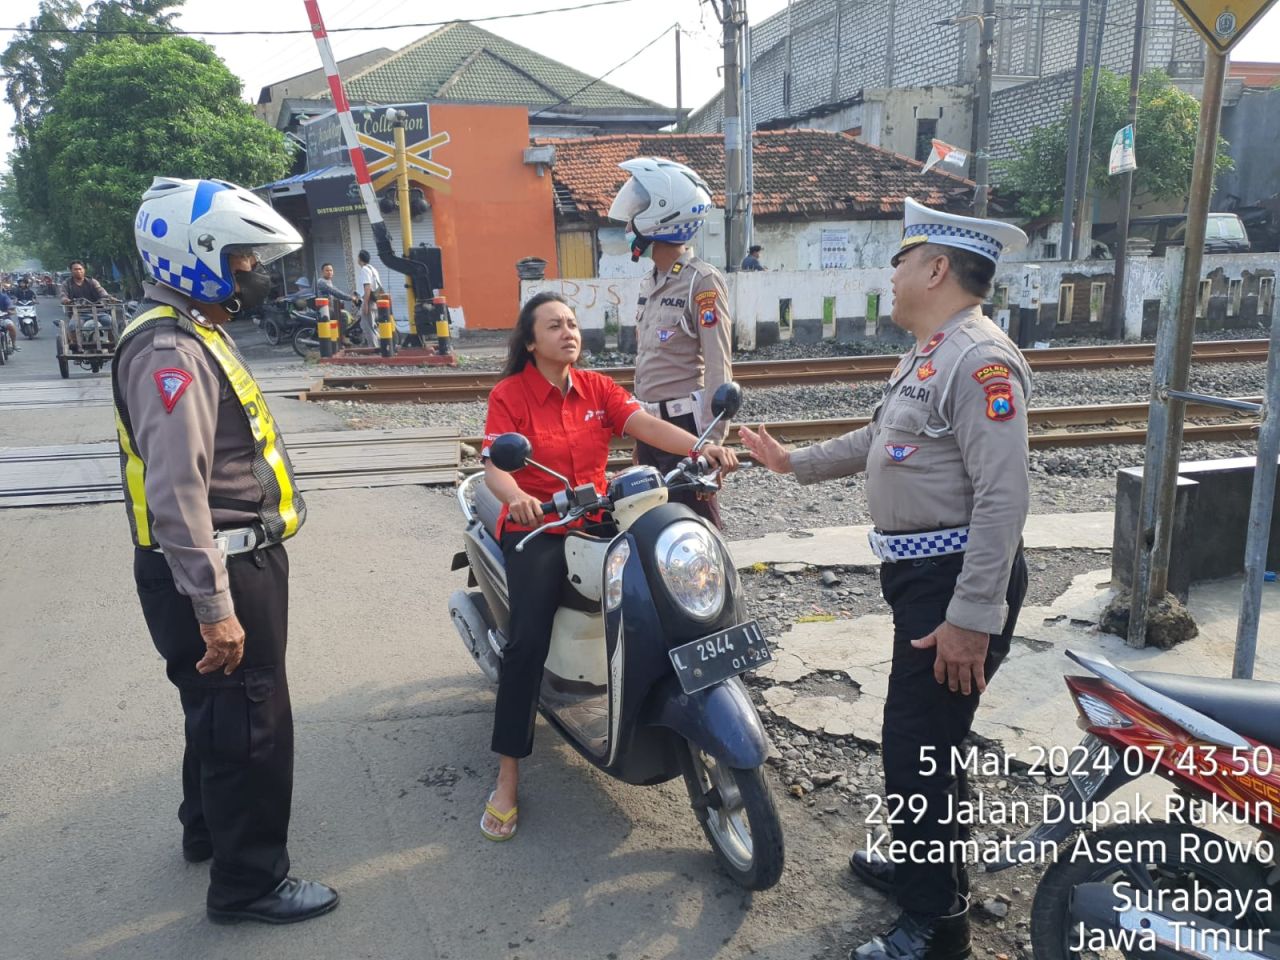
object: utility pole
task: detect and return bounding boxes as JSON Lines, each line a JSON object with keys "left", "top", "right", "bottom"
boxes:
{"left": 1073, "top": 0, "right": 1109, "bottom": 258}
{"left": 1060, "top": 0, "right": 1090, "bottom": 260}
{"left": 721, "top": 0, "right": 747, "bottom": 272}
{"left": 1110, "top": 0, "right": 1146, "bottom": 339}
{"left": 973, "top": 0, "right": 996, "bottom": 217}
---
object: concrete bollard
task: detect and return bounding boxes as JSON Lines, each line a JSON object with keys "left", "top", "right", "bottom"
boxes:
{"left": 377, "top": 297, "right": 395, "bottom": 357}
{"left": 432, "top": 295, "right": 452, "bottom": 356}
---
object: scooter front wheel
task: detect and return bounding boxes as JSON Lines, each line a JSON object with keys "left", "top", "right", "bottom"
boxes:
{"left": 680, "top": 742, "right": 784, "bottom": 890}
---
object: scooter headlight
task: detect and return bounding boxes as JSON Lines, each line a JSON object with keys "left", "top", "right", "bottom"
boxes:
{"left": 605, "top": 540, "right": 630, "bottom": 612}
{"left": 654, "top": 521, "right": 725, "bottom": 621}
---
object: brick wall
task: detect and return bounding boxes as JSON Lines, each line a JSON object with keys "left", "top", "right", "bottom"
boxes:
{"left": 989, "top": 70, "right": 1075, "bottom": 161}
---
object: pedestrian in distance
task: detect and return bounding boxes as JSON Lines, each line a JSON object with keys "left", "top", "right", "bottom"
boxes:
{"left": 478, "top": 291, "right": 739, "bottom": 840}
{"left": 356, "top": 249, "right": 383, "bottom": 347}
{"left": 115, "top": 176, "right": 338, "bottom": 925}
{"left": 741, "top": 244, "right": 766, "bottom": 271}
{"left": 740, "top": 198, "right": 1032, "bottom": 960}
{"left": 608, "top": 157, "right": 733, "bottom": 528}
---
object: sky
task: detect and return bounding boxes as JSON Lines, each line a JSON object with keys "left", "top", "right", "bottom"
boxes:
{"left": 2, "top": 0, "right": 1279, "bottom": 170}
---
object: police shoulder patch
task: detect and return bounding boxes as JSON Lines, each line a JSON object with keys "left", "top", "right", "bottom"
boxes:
{"left": 695, "top": 289, "right": 719, "bottom": 327}
{"left": 154, "top": 367, "right": 193, "bottom": 413}
{"left": 984, "top": 381, "right": 1016, "bottom": 421}
{"left": 972, "top": 362, "right": 1012, "bottom": 385}
{"left": 922, "top": 331, "right": 946, "bottom": 354}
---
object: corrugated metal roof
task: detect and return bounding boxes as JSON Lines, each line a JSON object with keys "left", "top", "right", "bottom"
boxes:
{"left": 257, "top": 165, "right": 353, "bottom": 194}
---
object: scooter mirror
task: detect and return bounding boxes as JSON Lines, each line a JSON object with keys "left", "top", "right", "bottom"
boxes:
{"left": 488, "top": 433, "right": 532, "bottom": 473}
{"left": 711, "top": 381, "right": 743, "bottom": 421}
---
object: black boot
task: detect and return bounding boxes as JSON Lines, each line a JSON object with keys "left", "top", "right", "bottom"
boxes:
{"left": 848, "top": 850, "right": 969, "bottom": 899}
{"left": 851, "top": 901, "right": 971, "bottom": 960}
{"left": 849, "top": 848, "right": 896, "bottom": 895}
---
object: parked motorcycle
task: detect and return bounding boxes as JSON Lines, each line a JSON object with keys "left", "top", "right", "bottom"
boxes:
{"left": 16, "top": 302, "right": 38, "bottom": 339}
{"left": 448, "top": 383, "right": 784, "bottom": 889}
{"left": 991, "top": 649, "right": 1280, "bottom": 960}
{"left": 291, "top": 299, "right": 368, "bottom": 358}
{"left": 260, "top": 295, "right": 316, "bottom": 347}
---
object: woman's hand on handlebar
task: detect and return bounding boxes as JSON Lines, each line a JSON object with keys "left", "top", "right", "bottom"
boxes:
{"left": 505, "top": 491, "right": 544, "bottom": 527}
{"left": 700, "top": 443, "right": 739, "bottom": 474}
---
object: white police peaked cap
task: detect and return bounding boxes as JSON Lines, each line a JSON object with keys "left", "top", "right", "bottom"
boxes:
{"left": 892, "top": 197, "right": 1028, "bottom": 267}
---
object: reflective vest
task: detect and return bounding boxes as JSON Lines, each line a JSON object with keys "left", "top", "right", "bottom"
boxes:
{"left": 112, "top": 304, "right": 304, "bottom": 549}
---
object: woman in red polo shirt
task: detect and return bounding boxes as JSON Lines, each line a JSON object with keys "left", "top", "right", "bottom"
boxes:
{"left": 479, "top": 291, "right": 738, "bottom": 840}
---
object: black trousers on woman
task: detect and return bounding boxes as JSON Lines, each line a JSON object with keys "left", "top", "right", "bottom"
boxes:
{"left": 134, "top": 545, "right": 294, "bottom": 911}
{"left": 492, "top": 531, "right": 568, "bottom": 758}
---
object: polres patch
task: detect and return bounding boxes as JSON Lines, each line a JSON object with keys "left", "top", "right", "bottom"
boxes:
{"left": 153, "top": 367, "right": 193, "bottom": 413}
{"left": 972, "top": 362, "right": 1012, "bottom": 385}
{"left": 885, "top": 443, "right": 919, "bottom": 462}
{"left": 695, "top": 289, "right": 719, "bottom": 327}
{"left": 984, "top": 381, "right": 1016, "bottom": 421}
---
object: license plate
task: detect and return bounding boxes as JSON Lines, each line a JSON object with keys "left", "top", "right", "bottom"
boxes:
{"left": 668, "top": 621, "right": 772, "bottom": 695}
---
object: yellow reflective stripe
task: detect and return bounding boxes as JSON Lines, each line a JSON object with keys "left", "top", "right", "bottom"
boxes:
{"left": 115, "top": 407, "right": 152, "bottom": 547}
{"left": 187, "top": 325, "right": 300, "bottom": 538}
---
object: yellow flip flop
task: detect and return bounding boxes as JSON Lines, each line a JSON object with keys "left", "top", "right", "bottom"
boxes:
{"left": 481, "top": 790, "right": 518, "bottom": 841}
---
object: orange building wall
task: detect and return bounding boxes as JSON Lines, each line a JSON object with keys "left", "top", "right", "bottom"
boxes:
{"left": 424, "top": 104, "right": 558, "bottom": 330}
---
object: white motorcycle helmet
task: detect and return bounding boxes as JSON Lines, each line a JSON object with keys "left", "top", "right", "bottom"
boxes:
{"left": 608, "top": 158, "right": 713, "bottom": 252}
{"left": 134, "top": 176, "right": 302, "bottom": 307}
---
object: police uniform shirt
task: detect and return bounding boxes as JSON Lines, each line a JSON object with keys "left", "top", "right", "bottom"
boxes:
{"left": 633, "top": 251, "right": 733, "bottom": 442}
{"left": 114, "top": 283, "right": 303, "bottom": 623}
{"left": 789, "top": 306, "right": 1031, "bottom": 634}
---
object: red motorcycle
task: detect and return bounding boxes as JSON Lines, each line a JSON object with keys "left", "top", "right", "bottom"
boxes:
{"left": 991, "top": 650, "right": 1280, "bottom": 960}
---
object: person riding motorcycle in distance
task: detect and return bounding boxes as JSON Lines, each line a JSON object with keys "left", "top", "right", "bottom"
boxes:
{"left": 478, "top": 291, "right": 740, "bottom": 840}
{"left": 60, "top": 259, "right": 117, "bottom": 350}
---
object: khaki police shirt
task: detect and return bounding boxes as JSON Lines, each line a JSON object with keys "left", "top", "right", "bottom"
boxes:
{"left": 115, "top": 284, "right": 287, "bottom": 623}
{"left": 789, "top": 306, "right": 1032, "bottom": 634}
{"left": 633, "top": 251, "right": 733, "bottom": 442}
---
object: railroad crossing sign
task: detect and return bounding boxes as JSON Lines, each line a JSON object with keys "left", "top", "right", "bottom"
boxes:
{"left": 1171, "top": 0, "right": 1279, "bottom": 53}
{"left": 365, "top": 130, "right": 453, "bottom": 194}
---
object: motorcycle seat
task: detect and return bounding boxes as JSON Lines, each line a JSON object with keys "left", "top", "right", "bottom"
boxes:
{"left": 1130, "top": 671, "right": 1280, "bottom": 746}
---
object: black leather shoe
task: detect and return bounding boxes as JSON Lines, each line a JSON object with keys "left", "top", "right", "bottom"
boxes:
{"left": 851, "top": 903, "right": 971, "bottom": 960}
{"left": 849, "top": 848, "right": 896, "bottom": 895}
{"left": 207, "top": 877, "right": 339, "bottom": 925}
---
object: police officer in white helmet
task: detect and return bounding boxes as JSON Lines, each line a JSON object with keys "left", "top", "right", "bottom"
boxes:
{"left": 115, "top": 177, "right": 338, "bottom": 925}
{"left": 609, "top": 157, "right": 733, "bottom": 527}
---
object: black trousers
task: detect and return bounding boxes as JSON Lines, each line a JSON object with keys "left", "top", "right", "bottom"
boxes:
{"left": 634, "top": 409, "right": 722, "bottom": 529}
{"left": 492, "top": 532, "right": 567, "bottom": 758}
{"left": 879, "top": 546, "right": 1028, "bottom": 918}
{"left": 135, "top": 546, "right": 293, "bottom": 910}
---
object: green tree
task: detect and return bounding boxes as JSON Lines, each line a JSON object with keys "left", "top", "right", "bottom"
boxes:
{"left": 996, "top": 69, "right": 1232, "bottom": 221}
{"left": 2, "top": 1, "right": 182, "bottom": 144}
{"left": 17, "top": 35, "right": 290, "bottom": 287}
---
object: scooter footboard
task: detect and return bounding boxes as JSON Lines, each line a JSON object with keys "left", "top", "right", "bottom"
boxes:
{"left": 641, "top": 674, "right": 769, "bottom": 769}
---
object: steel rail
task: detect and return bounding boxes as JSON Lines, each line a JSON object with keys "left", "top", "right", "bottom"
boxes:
{"left": 306, "top": 340, "right": 1271, "bottom": 404}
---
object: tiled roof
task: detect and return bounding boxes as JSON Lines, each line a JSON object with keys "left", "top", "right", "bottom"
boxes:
{"left": 340, "top": 21, "right": 665, "bottom": 114}
{"left": 540, "top": 129, "right": 976, "bottom": 221}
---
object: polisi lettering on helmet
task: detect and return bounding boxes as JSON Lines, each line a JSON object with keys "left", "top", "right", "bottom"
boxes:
{"left": 608, "top": 158, "right": 713, "bottom": 256}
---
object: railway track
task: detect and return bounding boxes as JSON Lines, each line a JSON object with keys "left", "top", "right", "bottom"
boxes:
{"left": 305, "top": 339, "right": 1272, "bottom": 404}
{"left": 456, "top": 397, "right": 1262, "bottom": 462}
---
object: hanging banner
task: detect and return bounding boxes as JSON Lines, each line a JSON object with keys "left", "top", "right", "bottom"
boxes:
{"left": 1109, "top": 124, "right": 1137, "bottom": 175}
{"left": 921, "top": 139, "right": 970, "bottom": 175}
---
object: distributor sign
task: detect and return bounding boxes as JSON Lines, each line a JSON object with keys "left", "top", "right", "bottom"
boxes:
{"left": 1171, "top": 0, "right": 1278, "bottom": 53}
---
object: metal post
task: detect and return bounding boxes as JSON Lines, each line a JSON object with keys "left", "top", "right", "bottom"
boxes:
{"left": 675, "top": 27, "right": 683, "bottom": 127}
{"left": 722, "top": 0, "right": 745, "bottom": 272}
{"left": 1110, "top": 0, "right": 1145, "bottom": 338}
{"left": 1232, "top": 307, "right": 1280, "bottom": 679}
{"left": 377, "top": 297, "right": 395, "bottom": 357}
{"left": 1127, "top": 247, "right": 1185, "bottom": 647}
{"left": 742, "top": 18, "right": 754, "bottom": 251}
{"left": 1060, "top": 0, "right": 1090, "bottom": 261}
{"left": 394, "top": 114, "right": 422, "bottom": 348}
{"left": 973, "top": 0, "right": 995, "bottom": 217}
{"left": 1073, "top": 0, "right": 1108, "bottom": 258}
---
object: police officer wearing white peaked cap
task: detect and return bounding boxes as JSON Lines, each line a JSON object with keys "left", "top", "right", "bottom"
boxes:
{"left": 742, "top": 199, "right": 1032, "bottom": 960}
